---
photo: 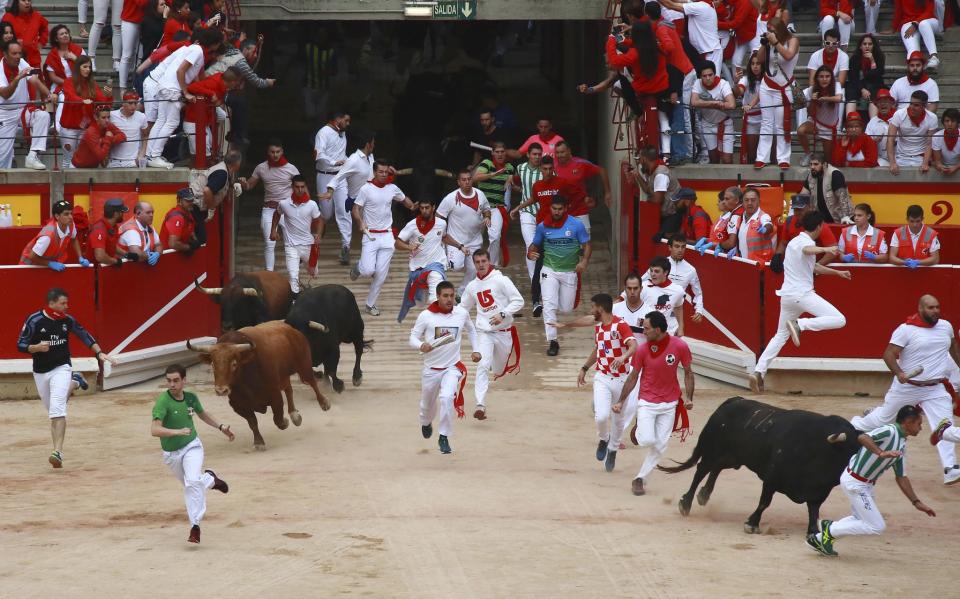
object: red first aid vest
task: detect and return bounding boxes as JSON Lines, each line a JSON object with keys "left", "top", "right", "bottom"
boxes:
{"left": 159, "top": 207, "right": 195, "bottom": 247}
{"left": 895, "top": 225, "right": 938, "bottom": 259}
{"left": 843, "top": 226, "right": 885, "bottom": 262}
{"left": 19, "top": 219, "right": 75, "bottom": 264}
{"left": 745, "top": 210, "right": 775, "bottom": 261}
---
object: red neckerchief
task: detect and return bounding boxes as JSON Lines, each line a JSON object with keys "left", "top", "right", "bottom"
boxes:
{"left": 2, "top": 59, "right": 18, "bottom": 83}
{"left": 909, "top": 72, "right": 930, "bottom": 85}
{"left": 647, "top": 279, "right": 672, "bottom": 288}
{"left": 908, "top": 108, "right": 927, "bottom": 128}
{"left": 845, "top": 132, "right": 866, "bottom": 157}
{"left": 860, "top": 57, "right": 872, "bottom": 73}
{"left": 427, "top": 301, "right": 452, "bottom": 314}
{"left": 543, "top": 214, "right": 567, "bottom": 229}
{"left": 267, "top": 156, "right": 288, "bottom": 168}
{"left": 905, "top": 313, "right": 934, "bottom": 328}
{"left": 647, "top": 334, "right": 672, "bottom": 357}
{"left": 822, "top": 49, "right": 838, "bottom": 72}
{"left": 369, "top": 178, "right": 389, "bottom": 188}
{"left": 456, "top": 191, "right": 479, "bottom": 211}
{"left": 703, "top": 77, "right": 721, "bottom": 91}
{"left": 43, "top": 308, "right": 68, "bottom": 320}
{"left": 877, "top": 111, "right": 893, "bottom": 123}
{"left": 415, "top": 216, "right": 435, "bottom": 235}
{"left": 944, "top": 128, "right": 959, "bottom": 151}
{"left": 291, "top": 190, "right": 310, "bottom": 205}
{"left": 476, "top": 268, "right": 495, "bottom": 281}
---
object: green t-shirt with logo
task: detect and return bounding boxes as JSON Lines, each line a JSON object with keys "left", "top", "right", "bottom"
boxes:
{"left": 475, "top": 159, "right": 515, "bottom": 207}
{"left": 152, "top": 390, "right": 204, "bottom": 452}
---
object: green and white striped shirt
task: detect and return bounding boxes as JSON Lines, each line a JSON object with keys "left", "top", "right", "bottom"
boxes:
{"left": 475, "top": 159, "right": 515, "bottom": 207}
{"left": 848, "top": 423, "right": 906, "bottom": 482}
{"left": 516, "top": 161, "right": 543, "bottom": 217}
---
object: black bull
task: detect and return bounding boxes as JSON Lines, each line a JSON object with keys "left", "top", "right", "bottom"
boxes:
{"left": 659, "top": 397, "right": 862, "bottom": 534}
{"left": 284, "top": 284, "right": 373, "bottom": 393}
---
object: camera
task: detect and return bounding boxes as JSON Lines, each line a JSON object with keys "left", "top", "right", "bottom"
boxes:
{"left": 759, "top": 36, "right": 769, "bottom": 46}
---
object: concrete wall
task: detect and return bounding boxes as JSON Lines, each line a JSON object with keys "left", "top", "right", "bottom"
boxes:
{"left": 239, "top": 0, "right": 608, "bottom": 21}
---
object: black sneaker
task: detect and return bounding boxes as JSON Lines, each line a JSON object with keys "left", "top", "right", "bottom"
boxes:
{"left": 547, "top": 340, "right": 559, "bottom": 356}
{"left": 188, "top": 525, "right": 201, "bottom": 544}
{"left": 631, "top": 477, "right": 645, "bottom": 496}
{"left": 421, "top": 423, "right": 433, "bottom": 439}
{"left": 596, "top": 439, "right": 608, "bottom": 461}
{"left": 71, "top": 372, "right": 89, "bottom": 391}
{"left": 205, "top": 469, "right": 229, "bottom": 493}
{"left": 532, "top": 302, "right": 543, "bottom": 317}
{"left": 605, "top": 450, "right": 617, "bottom": 472}
{"left": 438, "top": 434, "right": 452, "bottom": 454}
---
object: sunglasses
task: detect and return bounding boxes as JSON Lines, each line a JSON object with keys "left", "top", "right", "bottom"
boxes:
{"left": 823, "top": 41, "right": 840, "bottom": 47}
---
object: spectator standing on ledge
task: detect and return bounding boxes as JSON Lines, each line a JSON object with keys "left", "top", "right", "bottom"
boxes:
{"left": 690, "top": 63, "right": 735, "bottom": 165}
{"left": 242, "top": 141, "right": 301, "bottom": 272}
{"left": 208, "top": 39, "right": 277, "bottom": 148}
{"left": 800, "top": 153, "right": 854, "bottom": 225}
{"left": 889, "top": 205, "right": 940, "bottom": 268}
{"left": 17, "top": 287, "right": 116, "bottom": 469}
{"left": 19, "top": 200, "right": 91, "bottom": 270}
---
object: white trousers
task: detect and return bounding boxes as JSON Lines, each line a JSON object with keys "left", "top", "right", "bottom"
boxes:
{"left": 594, "top": 372, "right": 628, "bottom": 448}
{"left": 143, "top": 76, "right": 159, "bottom": 122}
{"left": 756, "top": 83, "right": 793, "bottom": 165}
{"left": 108, "top": 158, "right": 137, "bottom": 167}
{"left": 828, "top": 470, "right": 885, "bottom": 537}
{"left": 358, "top": 231, "right": 394, "bottom": 307}
{"left": 23, "top": 109, "right": 50, "bottom": 153}
{"left": 635, "top": 399, "right": 677, "bottom": 480}
{"left": 541, "top": 266, "right": 578, "bottom": 341}
{"left": 89, "top": 0, "right": 122, "bottom": 62}
{"left": 701, "top": 117, "right": 734, "bottom": 153}
{"left": 59, "top": 127, "right": 84, "bottom": 169}
{"left": 618, "top": 377, "right": 641, "bottom": 442}
{"left": 0, "top": 110, "right": 19, "bottom": 169}
{"left": 420, "top": 365, "right": 463, "bottom": 438}
{"left": 119, "top": 21, "right": 140, "bottom": 89}
{"left": 682, "top": 69, "right": 696, "bottom": 149}
{"left": 261, "top": 207, "right": 278, "bottom": 271}
{"left": 901, "top": 20, "right": 941, "bottom": 58}
{"left": 78, "top": 0, "right": 87, "bottom": 24}
{"left": 284, "top": 244, "right": 312, "bottom": 293}
{"left": 519, "top": 212, "right": 538, "bottom": 281}
{"left": 731, "top": 40, "right": 752, "bottom": 70}
{"left": 475, "top": 328, "right": 515, "bottom": 407}
{"left": 487, "top": 207, "right": 506, "bottom": 266}
{"left": 820, "top": 14, "right": 854, "bottom": 47}
{"left": 33, "top": 364, "right": 73, "bottom": 419}
{"left": 936, "top": 0, "right": 945, "bottom": 26}
{"left": 317, "top": 172, "right": 352, "bottom": 248}
{"left": 421, "top": 270, "right": 444, "bottom": 302}
{"left": 864, "top": 0, "right": 882, "bottom": 34}
{"left": 447, "top": 243, "right": 480, "bottom": 295}
{"left": 146, "top": 87, "right": 183, "bottom": 158}
{"left": 184, "top": 122, "right": 212, "bottom": 157}
{"left": 755, "top": 292, "right": 846, "bottom": 374}
{"left": 162, "top": 437, "right": 215, "bottom": 527}
{"left": 852, "top": 391, "right": 956, "bottom": 469}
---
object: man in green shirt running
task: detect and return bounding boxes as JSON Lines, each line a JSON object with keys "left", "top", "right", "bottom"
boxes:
{"left": 151, "top": 363, "right": 235, "bottom": 544}
{"left": 472, "top": 141, "right": 516, "bottom": 267}
{"left": 807, "top": 405, "right": 935, "bottom": 557}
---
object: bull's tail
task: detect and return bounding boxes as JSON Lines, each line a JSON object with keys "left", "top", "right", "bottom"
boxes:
{"left": 657, "top": 442, "right": 702, "bottom": 474}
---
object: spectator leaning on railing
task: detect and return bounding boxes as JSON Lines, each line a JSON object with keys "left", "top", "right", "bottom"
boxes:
{"left": 72, "top": 105, "right": 127, "bottom": 168}
{"left": 86, "top": 198, "right": 129, "bottom": 267}
{"left": 19, "top": 200, "right": 91, "bottom": 270}
{"left": 117, "top": 201, "right": 162, "bottom": 266}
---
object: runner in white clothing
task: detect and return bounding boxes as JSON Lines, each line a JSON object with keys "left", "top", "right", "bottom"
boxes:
{"left": 240, "top": 141, "right": 301, "bottom": 271}
{"left": 409, "top": 281, "right": 481, "bottom": 454}
{"left": 459, "top": 250, "right": 524, "bottom": 420}
{"left": 750, "top": 212, "right": 849, "bottom": 393}
{"left": 641, "top": 233, "right": 705, "bottom": 320}
{"left": 855, "top": 294, "right": 960, "bottom": 485}
{"left": 436, "top": 169, "right": 492, "bottom": 297}
{"left": 313, "top": 111, "right": 352, "bottom": 263}
{"left": 320, "top": 131, "right": 377, "bottom": 266}
{"left": 638, "top": 256, "right": 686, "bottom": 336}
{"left": 395, "top": 198, "right": 449, "bottom": 304}
{"left": 350, "top": 161, "right": 415, "bottom": 315}
{"left": 270, "top": 175, "right": 322, "bottom": 295}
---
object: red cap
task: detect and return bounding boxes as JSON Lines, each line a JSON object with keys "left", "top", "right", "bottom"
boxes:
{"left": 122, "top": 91, "right": 140, "bottom": 101}
{"left": 845, "top": 112, "right": 863, "bottom": 123}
{"left": 907, "top": 50, "right": 926, "bottom": 63}
{"left": 873, "top": 88, "right": 895, "bottom": 104}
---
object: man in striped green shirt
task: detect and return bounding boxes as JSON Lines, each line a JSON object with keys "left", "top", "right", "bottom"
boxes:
{"left": 473, "top": 142, "right": 515, "bottom": 267}
{"left": 508, "top": 142, "right": 543, "bottom": 282}
{"left": 807, "top": 405, "right": 935, "bottom": 557}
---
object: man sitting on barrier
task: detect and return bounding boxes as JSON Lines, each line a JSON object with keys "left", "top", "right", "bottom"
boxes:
{"left": 87, "top": 198, "right": 129, "bottom": 267}
{"left": 160, "top": 188, "right": 201, "bottom": 254}
{"left": 117, "top": 201, "right": 162, "bottom": 266}
{"left": 889, "top": 204, "right": 940, "bottom": 268}
{"left": 19, "top": 200, "right": 91, "bottom": 270}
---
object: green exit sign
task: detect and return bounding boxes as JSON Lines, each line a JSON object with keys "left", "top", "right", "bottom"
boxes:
{"left": 434, "top": 0, "right": 477, "bottom": 19}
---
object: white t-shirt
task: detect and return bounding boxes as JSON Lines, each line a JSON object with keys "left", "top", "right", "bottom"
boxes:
{"left": 737, "top": 76, "right": 761, "bottom": 118}
{"left": 119, "top": 220, "right": 161, "bottom": 251}
{"left": 737, "top": 209, "right": 775, "bottom": 259}
{"left": 109, "top": 109, "right": 148, "bottom": 162}
{"left": 888, "top": 320, "right": 956, "bottom": 399}
{"left": 31, "top": 223, "right": 75, "bottom": 255}
{"left": 866, "top": 115, "right": 893, "bottom": 163}
{"left": 889, "top": 76, "right": 940, "bottom": 108}
{"left": 397, "top": 217, "right": 447, "bottom": 271}
{"left": 409, "top": 305, "right": 477, "bottom": 369}
{"left": 251, "top": 161, "right": 301, "bottom": 204}
{"left": 354, "top": 182, "right": 405, "bottom": 231}
{"left": 803, "top": 82, "right": 844, "bottom": 129}
{"left": 691, "top": 79, "right": 733, "bottom": 125}
{"left": 156, "top": 44, "right": 205, "bottom": 91}
{"left": 276, "top": 198, "right": 321, "bottom": 246}
{"left": 612, "top": 300, "right": 646, "bottom": 332}
{"left": 778, "top": 231, "right": 816, "bottom": 297}
{"left": 683, "top": 1, "right": 720, "bottom": 53}
{"left": 806, "top": 49, "right": 849, "bottom": 79}
{"left": 638, "top": 282, "right": 686, "bottom": 335}
{"left": 890, "top": 226, "right": 941, "bottom": 253}
{"left": 641, "top": 256, "right": 704, "bottom": 313}
{"left": 932, "top": 129, "right": 960, "bottom": 166}
{"left": 314, "top": 124, "right": 347, "bottom": 172}
{"left": 436, "top": 188, "right": 491, "bottom": 248}
{"left": 653, "top": 173, "right": 670, "bottom": 193}
{"left": 459, "top": 269, "right": 525, "bottom": 332}
{"left": 889, "top": 108, "right": 937, "bottom": 160}
{"left": 328, "top": 149, "right": 374, "bottom": 198}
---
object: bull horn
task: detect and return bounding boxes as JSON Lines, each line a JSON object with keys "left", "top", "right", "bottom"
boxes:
{"left": 308, "top": 320, "right": 329, "bottom": 333}
{"left": 186, "top": 339, "right": 212, "bottom": 353}
{"left": 826, "top": 433, "right": 847, "bottom": 443}
{"left": 232, "top": 343, "right": 254, "bottom": 353}
{"left": 194, "top": 278, "right": 222, "bottom": 295}
{"left": 242, "top": 288, "right": 260, "bottom": 297}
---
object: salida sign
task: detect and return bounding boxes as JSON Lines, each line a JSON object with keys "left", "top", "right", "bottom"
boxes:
{"left": 433, "top": 0, "right": 477, "bottom": 19}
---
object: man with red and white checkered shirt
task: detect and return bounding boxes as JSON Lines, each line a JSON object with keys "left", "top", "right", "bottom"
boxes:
{"left": 577, "top": 293, "right": 638, "bottom": 474}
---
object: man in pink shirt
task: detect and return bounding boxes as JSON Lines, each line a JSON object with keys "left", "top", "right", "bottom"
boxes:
{"left": 614, "top": 310, "right": 695, "bottom": 497}
{"left": 510, "top": 116, "right": 565, "bottom": 159}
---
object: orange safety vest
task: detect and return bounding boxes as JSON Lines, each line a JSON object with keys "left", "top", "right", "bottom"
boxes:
{"left": 116, "top": 218, "right": 154, "bottom": 253}
{"left": 709, "top": 205, "right": 743, "bottom": 244}
{"left": 842, "top": 226, "right": 885, "bottom": 262}
{"left": 745, "top": 210, "right": 775, "bottom": 261}
{"left": 895, "top": 225, "right": 938, "bottom": 259}
{"left": 19, "top": 219, "right": 75, "bottom": 265}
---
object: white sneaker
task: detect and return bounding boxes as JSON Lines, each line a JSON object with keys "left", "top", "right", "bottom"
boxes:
{"left": 928, "top": 55, "right": 940, "bottom": 70}
{"left": 112, "top": 60, "right": 120, "bottom": 72}
{"left": 944, "top": 465, "right": 960, "bottom": 485}
{"left": 800, "top": 153, "right": 812, "bottom": 167}
{"left": 147, "top": 156, "right": 174, "bottom": 169}
{"left": 786, "top": 320, "right": 801, "bottom": 347}
{"left": 24, "top": 152, "right": 46, "bottom": 170}
{"left": 364, "top": 305, "right": 381, "bottom": 316}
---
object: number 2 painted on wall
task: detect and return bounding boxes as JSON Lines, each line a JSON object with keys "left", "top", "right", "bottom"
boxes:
{"left": 932, "top": 200, "right": 953, "bottom": 225}
{"left": 477, "top": 290, "right": 495, "bottom": 308}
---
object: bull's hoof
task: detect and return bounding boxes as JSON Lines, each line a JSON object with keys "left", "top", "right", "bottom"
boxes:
{"left": 743, "top": 523, "right": 761, "bottom": 534}
{"left": 290, "top": 410, "right": 302, "bottom": 426}
{"left": 696, "top": 487, "right": 711, "bottom": 506}
{"left": 313, "top": 369, "right": 324, "bottom": 379}
{"left": 678, "top": 498, "right": 691, "bottom": 517}
{"left": 277, "top": 418, "right": 289, "bottom": 430}
{"left": 332, "top": 378, "right": 345, "bottom": 394}
{"left": 318, "top": 396, "right": 331, "bottom": 411}
{"left": 254, "top": 443, "right": 266, "bottom": 452}
{"left": 352, "top": 373, "right": 363, "bottom": 387}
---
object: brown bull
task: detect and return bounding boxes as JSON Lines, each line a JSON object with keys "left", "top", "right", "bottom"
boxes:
{"left": 195, "top": 270, "right": 293, "bottom": 331}
{"left": 187, "top": 321, "right": 329, "bottom": 449}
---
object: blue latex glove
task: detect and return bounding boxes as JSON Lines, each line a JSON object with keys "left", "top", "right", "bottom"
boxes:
{"left": 756, "top": 223, "right": 771, "bottom": 235}
{"left": 78, "top": 257, "right": 91, "bottom": 267}
{"left": 841, "top": 253, "right": 855, "bottom": 263}
{"left": 694, "top": 237, "right": 708, "bottom": 251}
{"left": 699, "top": 241, "right": 716, "bottom": 256}
{"left": 47, "top": 261, "right": 65, "bottom": 272}
{"left": 725, "top": 247, "right": 738, "bottom": 260}
{"left": 863, "top": 250, "right": 877, "bottom": 261}
{"left": 904, "top": 258, "right": 920, "bottom": 269}
{"left": 147, "top": 251, "right": 160, "bottom": 266}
